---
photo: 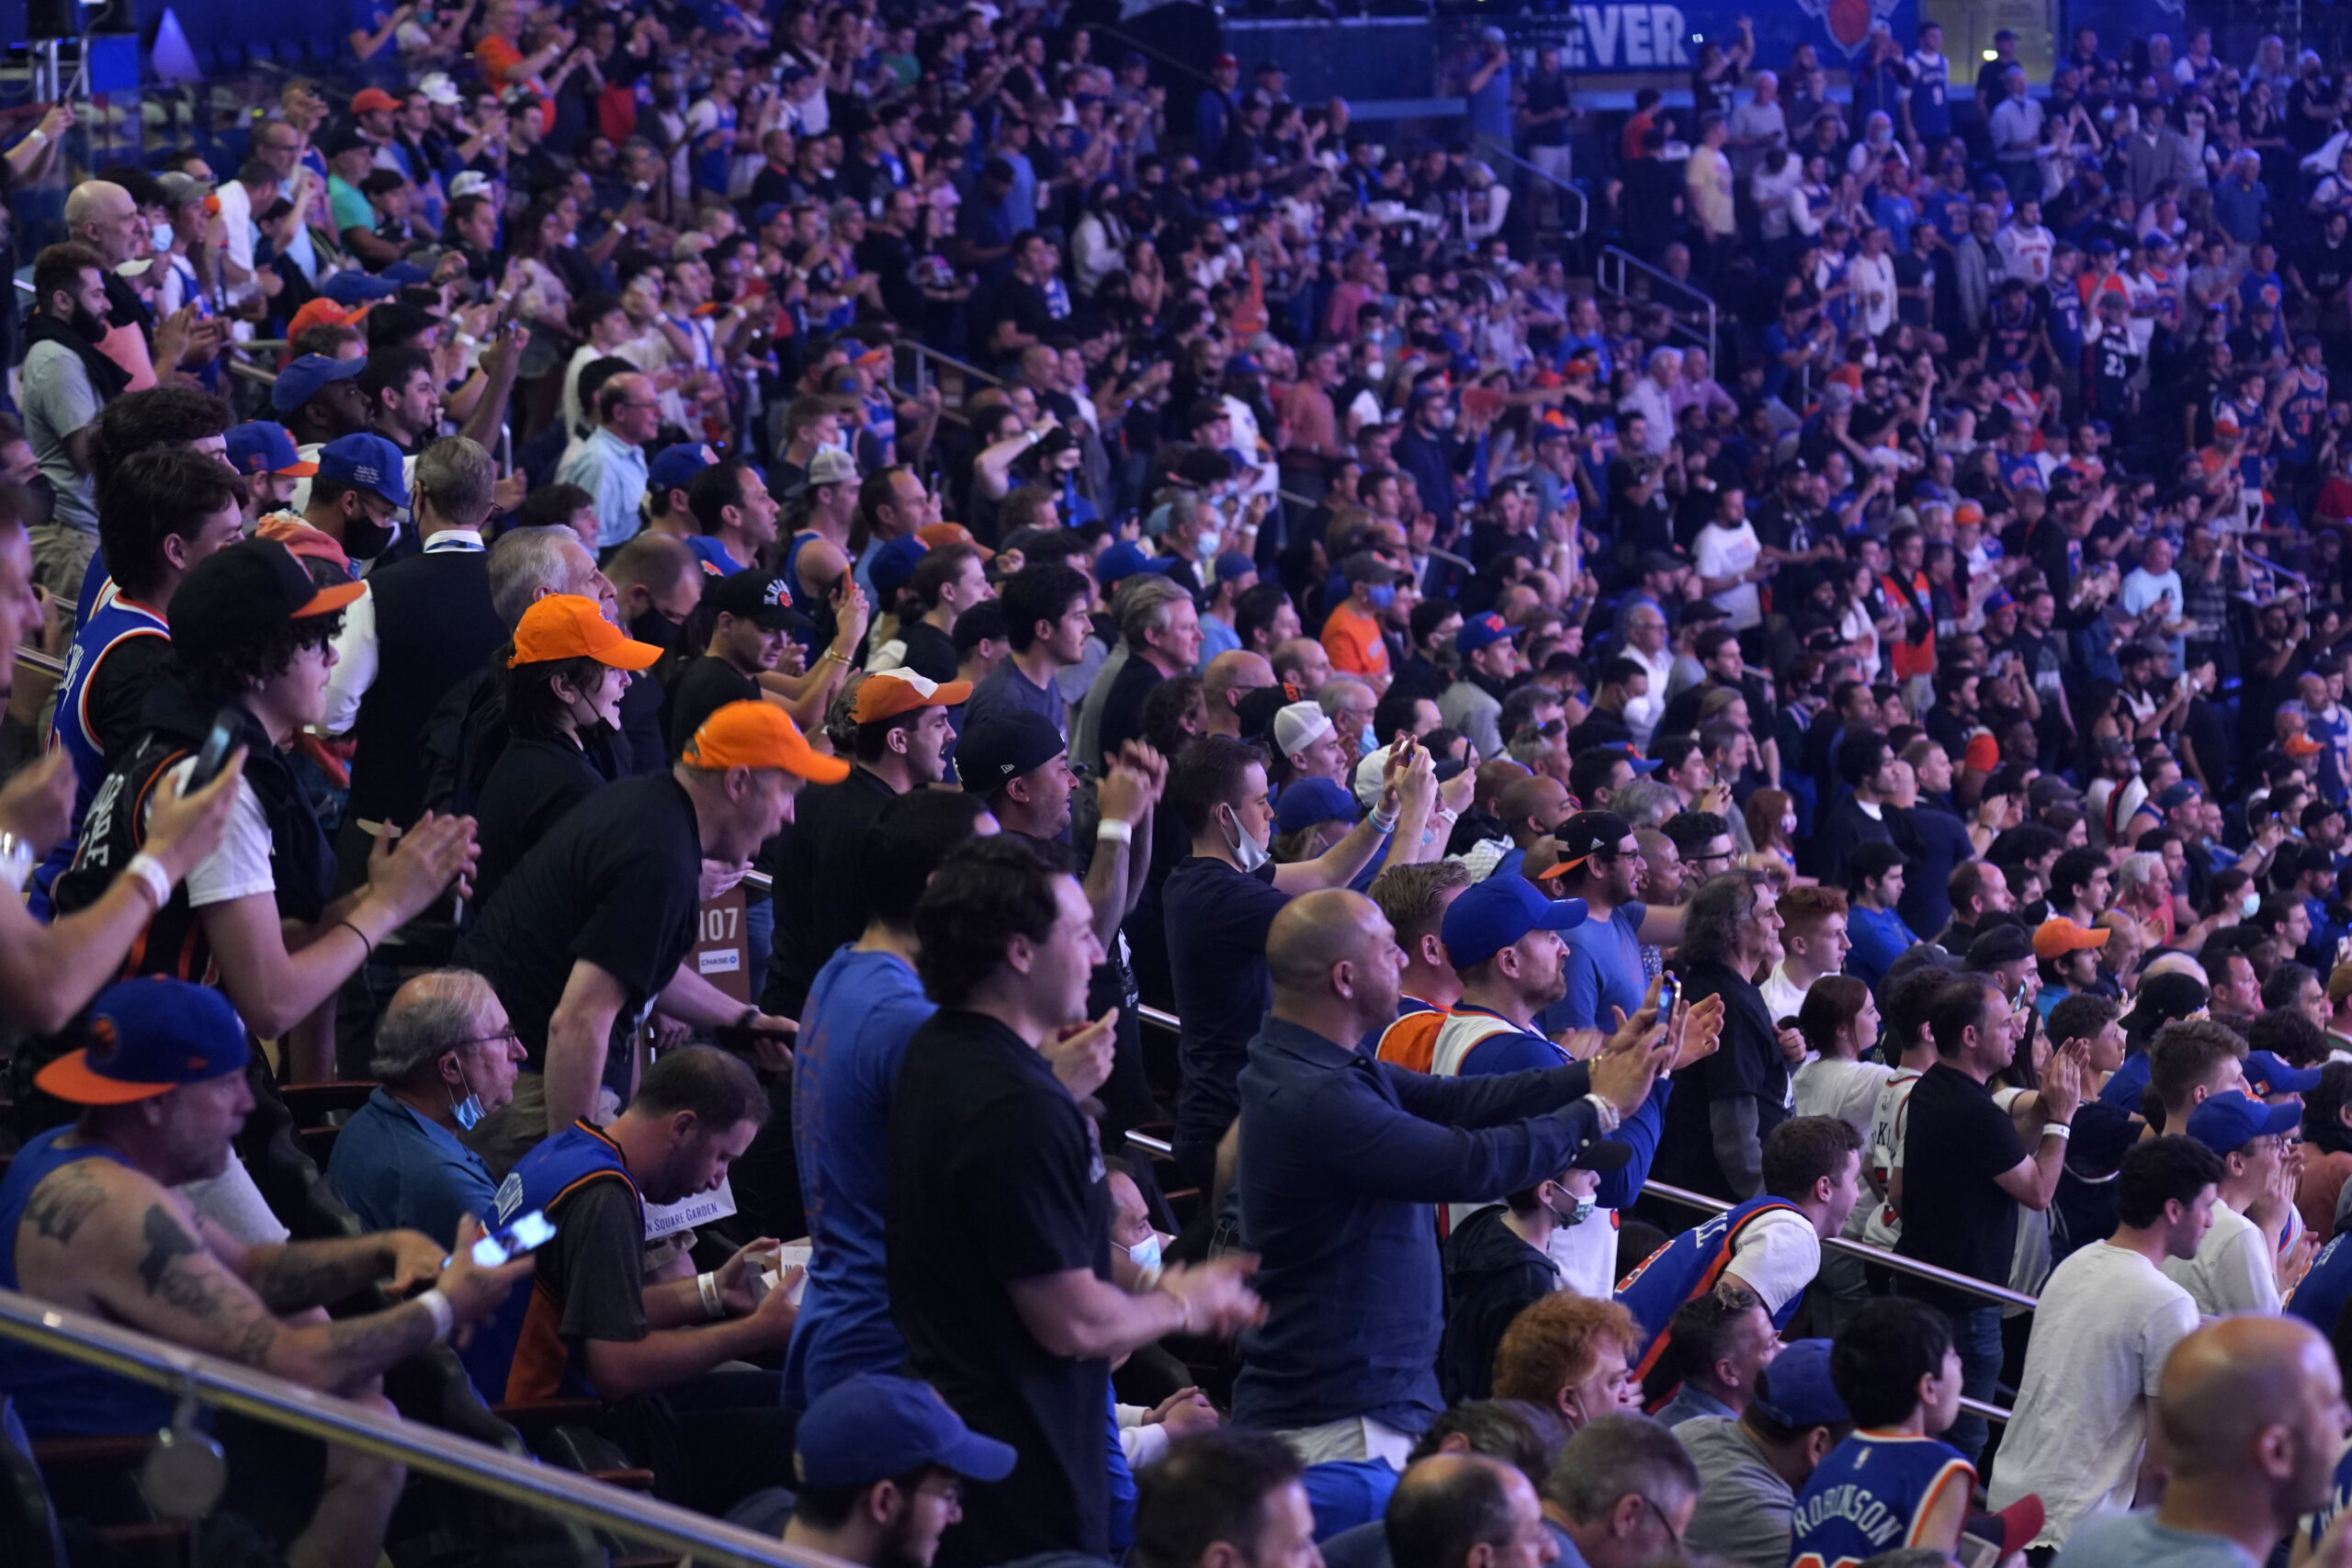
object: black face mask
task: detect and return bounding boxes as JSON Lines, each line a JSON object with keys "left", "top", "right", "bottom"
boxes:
{"left": 343, "top": 511, "right": 398, "bottom": 560}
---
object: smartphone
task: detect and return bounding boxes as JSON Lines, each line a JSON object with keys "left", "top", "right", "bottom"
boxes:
{"left": 1657, "top": 972, "right": 1681, "bottom": 1021}
{"left": 471, "top": 1210, "right": 556, "bottom": 1267}
{"left": 188, "top": 710, "right": 240, "bottom": 791}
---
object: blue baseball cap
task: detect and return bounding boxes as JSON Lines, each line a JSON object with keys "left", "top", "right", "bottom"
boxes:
{"left": 1593, "top": 743, "right": 1662, "bottom": 775}
{"left": 1274, "top": 776, "right": 1361, "bottom": 836}
{"left": 1214, "top": 551, "right": 1259, "bottom": 585}
{"left": 2244, "top": 1050, "right": 2324, "bottom": 1099}
{"left": 752, "top": 201, "right": 788, "bottom": 230}
{"left": 271, "top": 353, "right": 368, "bottom": 416}
{"left": 794, "top": 1374, "right": 1017, "bottom": 1490}
{"left": 1751, "top": 1339, "right": 1849, "bottom": 1428}
{"left": 316, "top": 432, "right": 411, "bottom": 509}
{"left": 648, "top": 442, "right": 716, "bottom": 496}
{"left": 36, "top": 978, "right": 252, "bottom": 1103}
{"left": 319, "top": 270, "right": 404, "bottom": 306}
{"left": 2185, "top": 1089, "right": 2301, "bottom": 1156}
{"left": 1456, "top": 611, "right": 1522, "bottom": 655}
{"left": 224, "top": 420, "right": 317, "bottom": 479}
{"left": 869, "top": 535, "right": 930, "bottom": 602}
{"left": 2154, "top": 781, "right": 2202, "bottom": 812}
{"left": 1441, "top": 874, "right": 1587, "bottom": 970}
{"left": 1096, "top": 539, "right": 1176, "bottom": 588}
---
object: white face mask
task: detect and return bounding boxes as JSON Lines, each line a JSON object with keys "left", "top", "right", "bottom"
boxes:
{"left": 1126, "top": 1233, "right": 1163, "bottom": 1275}
{"left": 1221, "top": 804, "right": 1271, "bottom": 874}
{"left": 1192, "top": 529, "right": 1219, "bottom": 561}
{"left": 150, "top": 220, "right": 175, "bottom": 253}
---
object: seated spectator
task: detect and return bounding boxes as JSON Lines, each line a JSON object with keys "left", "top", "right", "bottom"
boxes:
{"left": 1131, "top": 1429, "right": 1319, "bottom": 1568}
{"left": 0, "top": 977, "right": 528, "bottom": 1562}
{"left": 1648, "top": 1280, "right": 1781, "bottom": 1427}
{"left": 465, "top": 1044, "right": 802, "bottom": 1512}
{"left": 1490, "top": 1294, "right": 1645, "bottom": 1433}
{"left": 780, "top": 1373, "right": 1017, "bottom": 1568}
{"left": 1536, "top": 1413, "right": 1701, "bottom": 1568}
{"left": 1678, "top": 1339, "right": 1854, "bottom": 1568}
{"left": 327, "top": 968, "right": 526, "bottom": 1245}
{"left": 1383, "top": 1452, "right": 1553, "bottom": 1568}
{"left": 1317, "top": 1402, "right": 1566, "bottom": 1568}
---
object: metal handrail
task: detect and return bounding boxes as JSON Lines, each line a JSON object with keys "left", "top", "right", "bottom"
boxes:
{"left": 0, "top": 1288, "right": 842, "bottom": 1568}
{"left": 896, "top": 340, "right": 1007, "bottom": 411}
{"left": 15, "top": 648, "right": 65, "bottom": 678}
{"left": 1594, "top": 246, "right": 1719, "bottom": 369}
{"left": 1481, "top": 143, "right": 1588, "bottom": 242}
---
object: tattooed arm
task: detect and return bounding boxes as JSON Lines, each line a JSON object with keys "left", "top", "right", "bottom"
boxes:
{"left": 204, "top": 1225, "right": 452, "bottom": 1313}
{"left": 12, "top": 1160, "right": 529, "bottom": 1395}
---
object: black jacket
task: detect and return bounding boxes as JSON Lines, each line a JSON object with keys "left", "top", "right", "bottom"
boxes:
{"left": 1439, "top": 1203, "right": 1557, "bottom": 1404}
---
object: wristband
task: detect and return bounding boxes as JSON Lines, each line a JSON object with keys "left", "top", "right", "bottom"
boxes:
{"left": 336, "top": 919, "right": 374, "bottom": 962}
{"left": 1095, "top": 818, "right": 1133, "bottom": 844}
{"left": 1581, "top": 1092, "right": 1623, "bottom": 1134}
{"left": 1369, "top": 806, "right": 1400, "bottom": 836}
{"left": 2042, "top": 1121, "right": 2072, "bottom": 1140}
{"left": 417, "top": 1287, "right": 454, "bottom": 1344}
{"left": 21, "top": 128, "right": 44, "bottom": 152}
{"left": 697, "top": 1270, "right": 725, "bottom": 1319}
{"left": 123, "top": 852, "right": 173, "bottom": 908}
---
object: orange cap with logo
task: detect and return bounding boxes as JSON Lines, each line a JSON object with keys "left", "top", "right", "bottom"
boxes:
{"left": 683, "top": 701, "right": 850, "bottom": 783}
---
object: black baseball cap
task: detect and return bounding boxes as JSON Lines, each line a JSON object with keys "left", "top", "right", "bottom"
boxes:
{"left": 955, "top": 710, "right": 1066, "bottom": 795}
{"left": 707, "top": 570, "right": 812, "bottom": 633}
{"left": 170, "top": 540, "right": 364, "bottom": 661}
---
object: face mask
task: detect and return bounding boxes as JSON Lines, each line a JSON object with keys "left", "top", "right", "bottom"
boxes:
{"left": 1192, "top": 529, "right": 1219, "bottom": 561}
{"left": 446, "top": 1061, "right": 485, "bottom": 1133}
{"left": 1364, "top": 360, "right": 1386, "bottom": 381}
{"left": 1221, "top": 804, "right": 1271, "bottom": 874}
{"left": 345, "top": 513, "right": 399, "bottom": 561}
{"left": 2243, "top": 891, "right": 2262, "bottom": 919}
{"left": 1361, "top": 723, "right": 1379, "bottom": 757}
{"left": 1125, "top": 1233, "right": 1162, "bottom": 1275}
{"left": 1434, "top": 406, "right": 1458, "bottom": 430}
{"left": 1550, "top": 1192, "right": 1598, "bottom": 1228}
{"left": 1781, "top": 816, "right": 1798, "bottom": 834}
{"left": 1367, "top": 582, "right": 1397, "bottom": 610}
{"left": 150, "top": 221, "right": 175, "bottom": 253}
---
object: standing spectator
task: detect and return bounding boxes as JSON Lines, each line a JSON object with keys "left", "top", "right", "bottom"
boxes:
{"left": 1655, "top": 872, "right": 1791, "bottom": 1201}
{"left": 963, "top": 562, "right": 1091, "bottom": 741}
{"left": 21, "top": 243, "right": 126, "bottom": 615}
{"left": 1845, "top": 842, "right": 1922, "bottom": 993}
{"left": 557, "top": 370, "right": 658, "bottom": 550}
{"left": 1894, "top": 974, "right": 2087, "bottom": 1463}
{"left": 1989, "top": 1136, "right": 2221, "bottom": 1553}
{"left": 1237, "top": 886, "right": 1674, "bottom": 1461}
{"left": 886, "top": 835, "right": 1262, "bottom": 1565}
{"left": 1079, "top": 574, "right": 1201, "bottom": 771}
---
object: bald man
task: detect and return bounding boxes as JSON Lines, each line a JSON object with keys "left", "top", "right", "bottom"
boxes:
{"left": 1234, "top": 888, "right": 1672, "bottom": 1464}
{"left": 62, "top": 180, "right": 177, "bottom": 390}
{"left": 1204, "top": 649, "right": 1276, "bottom": 739}
{"left": 2057, "top": 1316, "right": 2350, "bottom": 1568}
{"left": 1272, "top": 635, "right": 1332, "bottom": 697}
{"left": 1474, "top": 774, "right": 1570, "bottom": 884}
{"left": 1385, "top": 1453, "right": 1557, "bottom": 1568}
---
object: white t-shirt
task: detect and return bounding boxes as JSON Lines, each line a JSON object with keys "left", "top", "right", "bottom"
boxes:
{"left": 1860, "top": 1067, "right": 1925, "bottom": 1249}
{"left": 1988, "top": 1241, "right": 2198, "bottom": 1548}
{"left": 1546, "top": 1208, "right": 1622, "bottom": 1300}
{"left": 154, "top": 761, "right": 275, "bottom": 908}
{"left": 1795, "top": 1055, "right": 1899, "bottom": 1136}
{"left": 2162, "top": 1199, "right": 2279, "bottom": 1317}
{"left": 1722, "top": 1205, "right": 1821, "bottom": 1315}
{"left": 1695, "top": 520, "right": 1763, "bottom": 628}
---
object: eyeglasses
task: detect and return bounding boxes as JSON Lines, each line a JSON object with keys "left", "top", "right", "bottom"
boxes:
{"left": 915, "top": 1480, "right": 963, "bottom": 1508}
{"left": 1634, "top": 1495, "right": 1684, "bottom": 1550}
{"left": 1687, "top": 850, "right": 1738, "bottom": 868}
{"left": 450, "top": 1028, "right": 522, "bottom": 1051}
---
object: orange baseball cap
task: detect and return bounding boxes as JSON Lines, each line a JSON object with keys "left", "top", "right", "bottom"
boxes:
{"left": 254, "top": 516, "right": 349, "bottom": 571}
{"left": 350, "top": 87, "right": 401, "bottom": 115}
{"left": 1953, "top": 501, "right": 1985, "bottom": 525}
{"left": 2288, "top": 733, "right": 2325, "bottom": 758}
{"left": 684, "top": 700, "right": 850, "bottom": 783}
{"left": 851, "top": 669, "right": 973, "bottom": 725}
{"left": 1962, "top": 733, "right": 2002, "bottom": 773}
{"left": 287, "top": 298, "right": 371, "bottom": 342}
{"left": 916, "top": 521, "right": 996, "bottom": 561}
{"left": 2033, "top": 918, "right": 2110, "bottom": 962}
{"left": 510, "top": 594, "right": 663, "bottom": 670}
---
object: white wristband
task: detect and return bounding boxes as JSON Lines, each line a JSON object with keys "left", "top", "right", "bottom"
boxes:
{"left": 22, "top": 128, "right": 45, "bottom": 152}
{"left": 2043, "top": 1121, "right": 2073, "bottom": 1141}
{"left": 1095, "top": 818, "right": 1133, "bottom": 844}
{"left": 124, "top": 852, "right": 173, "bottom": 908}
{"left": 696, "top": 1270, "right": 725, "bottom": 1319}
{"left": 1369, "top": 806, "right": 1400, "bottom": 835}
{"left": 417, "top": 1287, "right": 454, "bottom": 1343}
{"left": 1582, "top": 1092, "right": 1623, "bottom": 1134}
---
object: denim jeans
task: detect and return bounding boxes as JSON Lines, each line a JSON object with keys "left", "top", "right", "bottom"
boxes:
{"left": 1942, "top": 1303, "right": 2005, "bottom": 1464}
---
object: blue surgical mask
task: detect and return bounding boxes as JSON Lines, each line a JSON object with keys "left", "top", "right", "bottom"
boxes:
{"left": 1361, "top": 724, "right": 1379, "bottom": 757}
{"left": 1550, "top": 1193, "right": 1598, "bottom": 1228}
{"left": 2243, "top": 891, "right": 2262, "bottom": 919}
{"left": 447, "top": 1065, "right": 484, "bottom": 1133}
{"left": 1126, "top": 1233, "right": 1162, "bottom": 1275}
{"left": 1193, "top": 529, "right": 1219, "bottom": 561}
{"left": 1367, "top": 582, "right": 1397, "bottom": 609}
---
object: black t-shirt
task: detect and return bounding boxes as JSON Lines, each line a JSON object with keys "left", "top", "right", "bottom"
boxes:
{"left": 547, "top": 1179, "right": 650, "bottom": 1349}
{"left": 667, "top": 654, "right": 761, "bottom": 759}
{"left": 897, "top": 619, "right": 959, "bottom": 683}
{"left": 887, "top": 1008, "right": 1111, "bottom": 1563}
{"left": 990, "top": 276, "right": 1051, "bottom": 351}
{"left": 454, "top": 773, "right": 704, "bottom": 1099}
{"left": 471, "top": 735, "right": 610, "bottom": 915}
{"left": 1097, "top": 653, "right": 1163, "bottom": 763}
{"left": 1894, "top": 1061, "right": 2028, "bottom": 1306}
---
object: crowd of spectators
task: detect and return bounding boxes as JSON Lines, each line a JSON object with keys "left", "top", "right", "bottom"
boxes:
{"left": 17, "top": 6, "right": 2352, "bottom": 1568}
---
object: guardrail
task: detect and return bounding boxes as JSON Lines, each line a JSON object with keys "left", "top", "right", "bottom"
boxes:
{"left": 1594, "top": 245, "right": 1719, "bottom": 368}
{"left": 894, "top": 340, "right": 1006, "bottom": 407}
{"left": 1483, "top": 143, "right": 1588, "bottom": 242}
{"left": 0, "top": 1287, "right": 840, "bottom": 1568}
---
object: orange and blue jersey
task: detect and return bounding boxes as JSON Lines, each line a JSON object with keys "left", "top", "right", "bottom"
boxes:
{"left": 1790, "top": 1430, "right": 1973, "bottom": 1568}
{"left": 1615, "top": 1195, "right": 1804, "bottom": 1382}
{"left": 29, "top": 588, "right": 169, "bottom": 920}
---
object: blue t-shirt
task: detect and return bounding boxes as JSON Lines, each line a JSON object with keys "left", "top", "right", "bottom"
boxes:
{"left": 686, "top": 536, "right": 747, "bottom": 577}
{"left": 1847, "top": 904, "right": 1921, "bottom": 993}
{"left": 784, "top": 947, "right": 937, "bottom": 1406}
{"left": 2098, "top": 1050, "right": 2153, "bottom": 1112}
{"left": 325, "top": 1089, "right": 499, "bottom": 1248}
{"left": 1544, "top": 901, "right": 1648, "bottom": 1036}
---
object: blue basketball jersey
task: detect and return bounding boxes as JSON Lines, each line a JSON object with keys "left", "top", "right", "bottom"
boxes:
{"left": 2289, "top": 1232, "right": 2352, "bottom": 1341}
{"left": 29, "top": 589, "right": 169, "bottom": 919}
{"left": 2301, "top": 1435, "right": 2352, "bottom": 1551}
{"left": 1614, "top": 1196, "right": 1804, "bottom": 1382}
{"left": 1790, "top": 1431, "right": 1973, "bottom": 1568}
